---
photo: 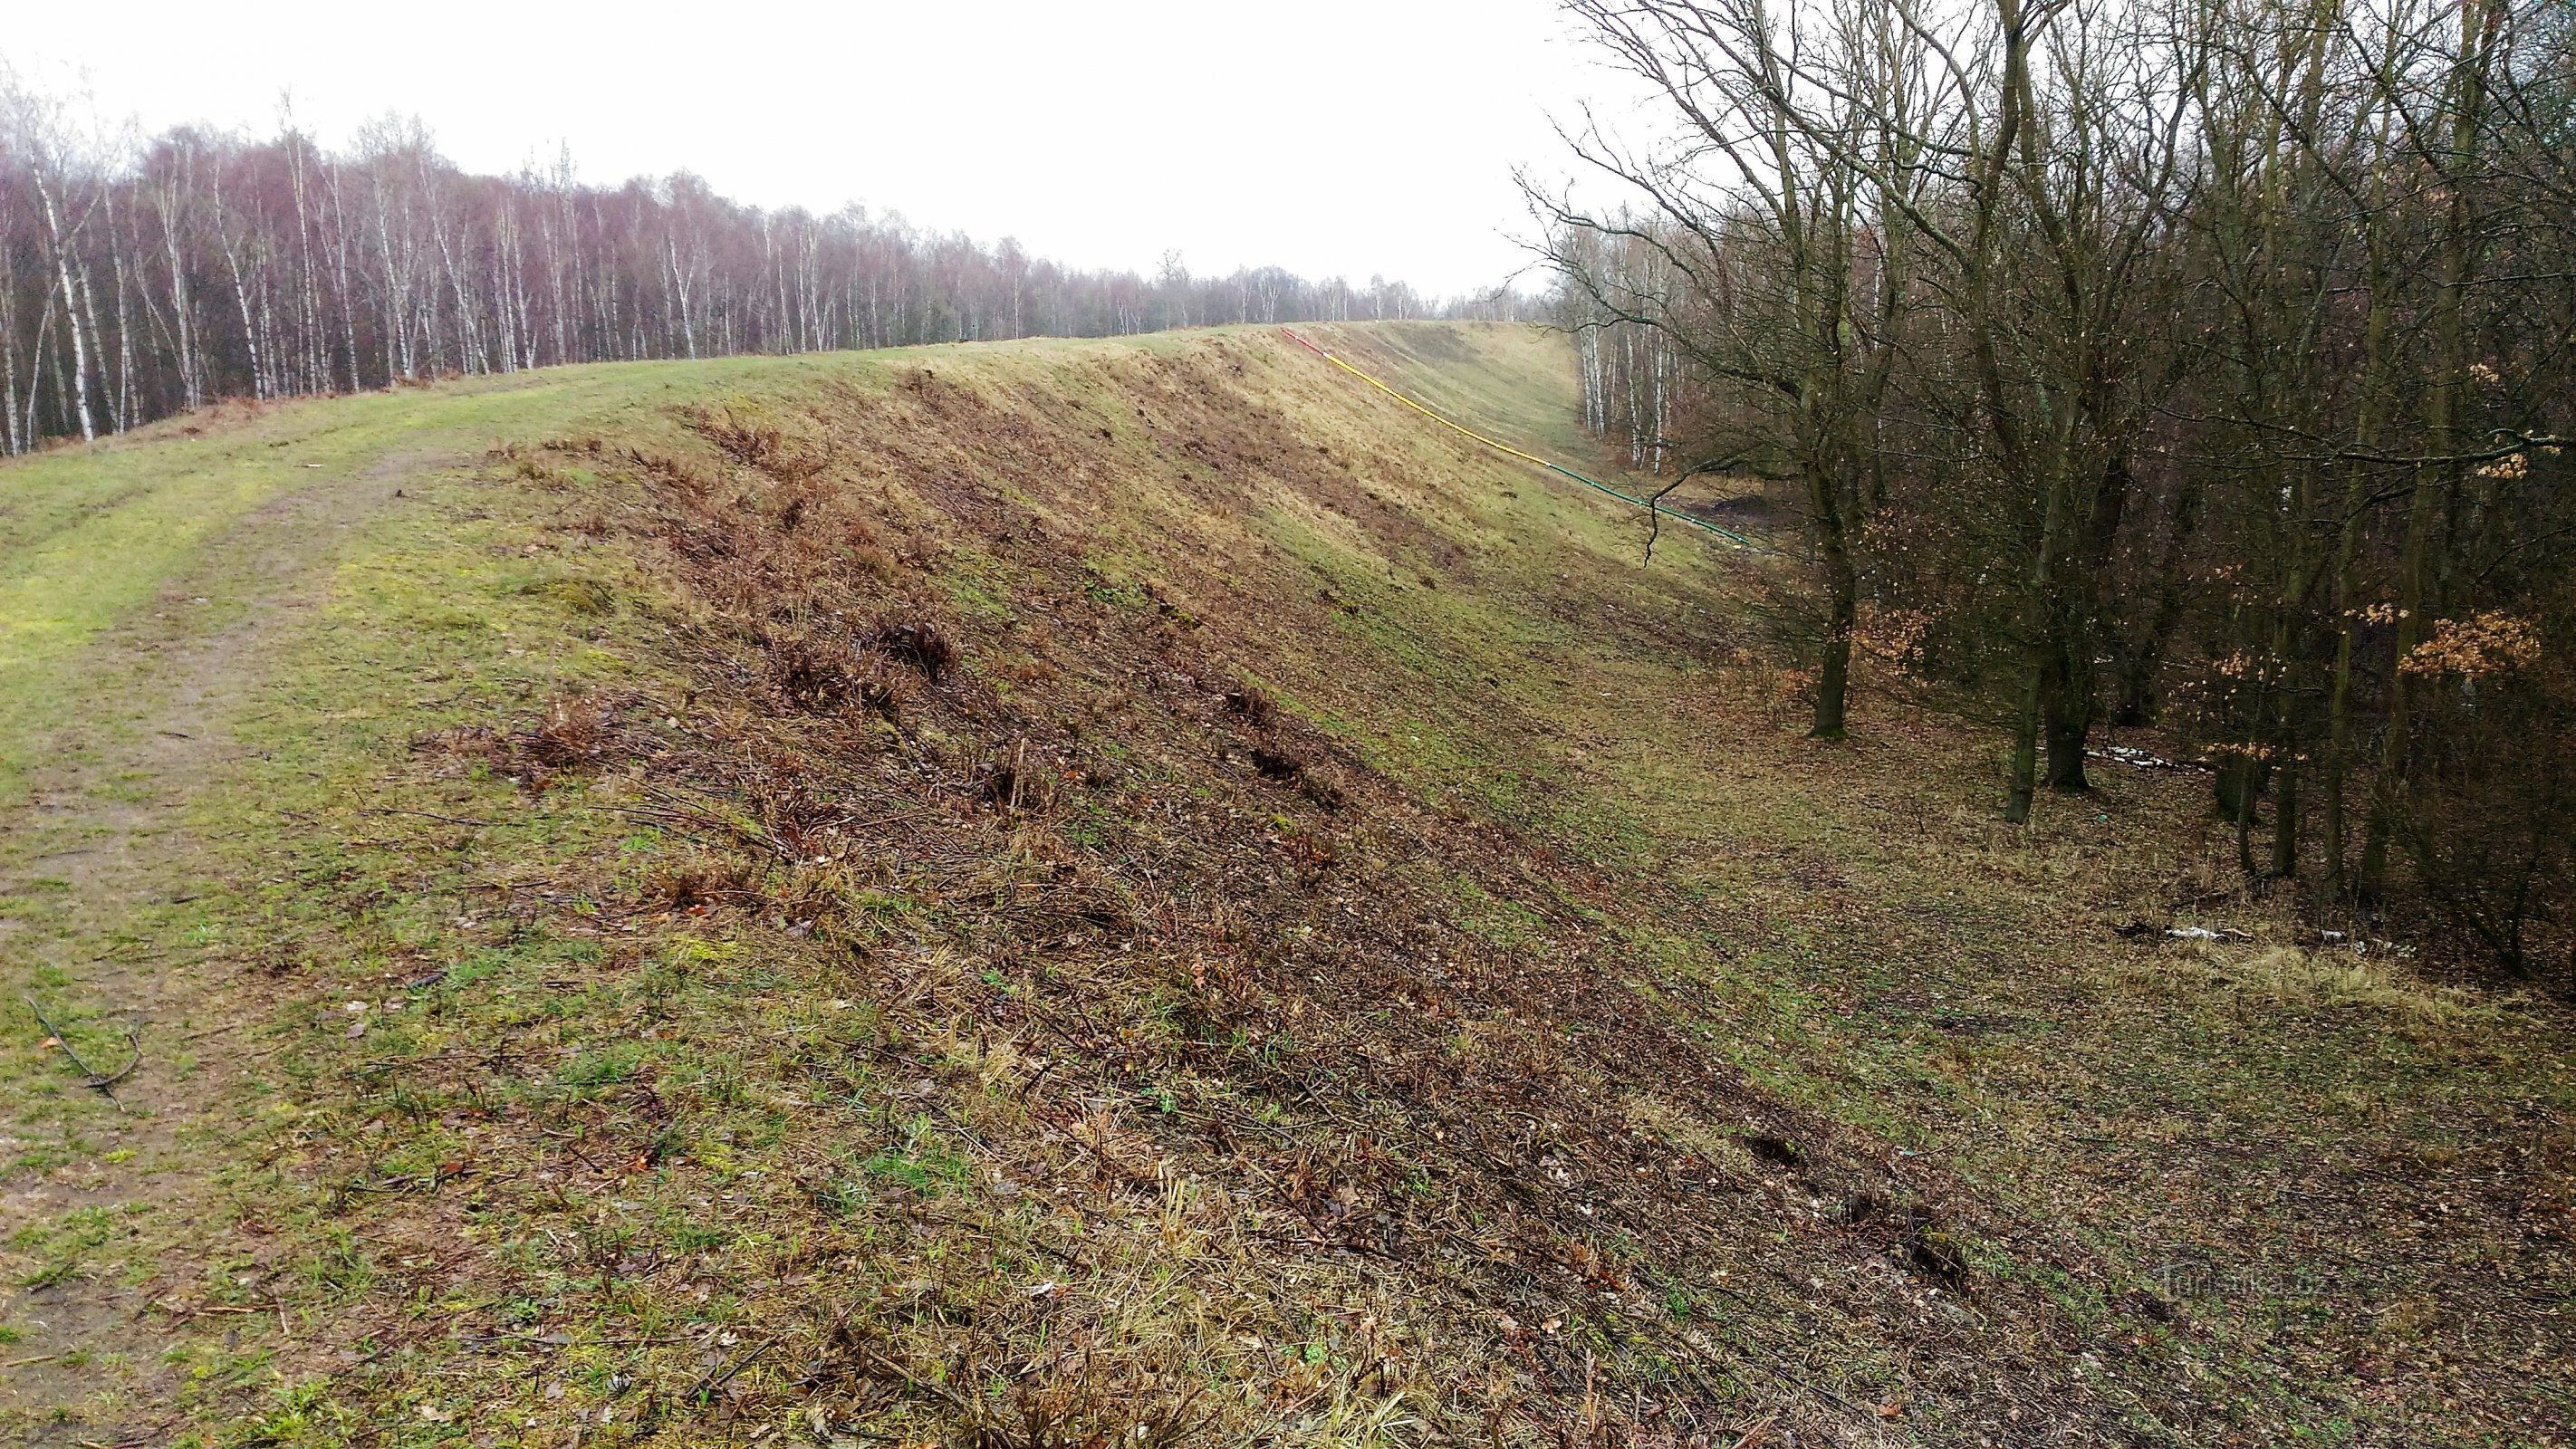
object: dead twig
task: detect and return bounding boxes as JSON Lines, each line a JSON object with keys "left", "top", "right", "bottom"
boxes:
{"left": 858, "top": 1342, "right": 973, "bottom": 1412}
{"left": 684, "top": 1332, "right": 781, "bottom": 1404}
{"left": 599, "top": 791, "right": 800, "bottom": 861}
{"left": 25, "top": 996, "right": 139, "bottom": 1110}
{"left": 360, "top": 806, "right": 501, "bottom": 828}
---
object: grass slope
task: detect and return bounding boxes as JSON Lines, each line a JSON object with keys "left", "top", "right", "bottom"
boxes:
{"left": 0, "top": 324, "right": 2567, "bottom": 1448}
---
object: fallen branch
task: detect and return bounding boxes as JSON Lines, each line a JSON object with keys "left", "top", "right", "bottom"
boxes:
{"left": 360, "top": 806, "right": 501, "bottom": 828}
{"left": 858, "top": 1342, "right": 972, "bottom": 1412}
{"left": 599, "top": 789, "right": 799, "bottom": 861}
{"left": 25, "top": 996, "right": 140, "bottom": 1110}
{"left": 684, "top": 1332, "right": 780, "bottom": 1404}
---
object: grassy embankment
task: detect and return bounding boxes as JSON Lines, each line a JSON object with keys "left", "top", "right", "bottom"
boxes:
{"left": 0, "top": 323, "right": 2566, "bottom": 1447}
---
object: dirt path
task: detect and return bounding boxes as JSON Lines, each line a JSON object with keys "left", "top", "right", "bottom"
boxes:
{"left": 0, "top": 446, "right": 445, "bottom": 1429}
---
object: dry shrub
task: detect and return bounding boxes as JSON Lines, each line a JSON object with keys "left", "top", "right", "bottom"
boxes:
{"left": 762, "top": 862, "right": 848, "bottom": 931}
{"left": 841, "top": 523, "right": 899, "bottom": 578}
{"left": 1222, "top": 682, "right": 1279, "bottom": 726}
{"left": 1249, "top": 743, "right": 1305, "bottom": 782}
{"left": 1299, "top": 766, "right": 1350, "bottom": 811}
{"left": 635, "top": 853, "right": 765, "bottom": 912}
{"left": 2387, "top": 633, "right": 2575, "bottom": 979}
{"left": 864, "top": 616, "right": 956, "bottom": 683}
{"left": 687, "top": 405, "right": 826, "bottom": 484}
{"left": 761, "top": 628, "right": 901, "bottom": 715}
{"left": 1224, "top": 682, "right": 1341, "bottom": 803}
{"left": 962, "top": 1368, "right": 1204, "bottom": 1449}
{"left": 970, "top": 742, "right": 1060, "bottom": 813}
{"left": 525, "top": 695, "right": 613, "bottom": 768}
{"left": 410, "top": 693, "right": 620, "bottom": 780}
{"left": 490, "top": 441, "right": 576, "bottom": 489}
{"left": 735, "top": 761, "right": 846, "bottom": 850}
{"left": 409, "top": 721, "right": 503, "bottom": 772}
{"left": 615, "top": 446, "right": 720, "bottom": 502}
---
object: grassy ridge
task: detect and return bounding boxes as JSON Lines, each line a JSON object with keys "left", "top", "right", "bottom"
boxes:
{"left": 0, "top": 325, "right": 2565, "bottom": 1447}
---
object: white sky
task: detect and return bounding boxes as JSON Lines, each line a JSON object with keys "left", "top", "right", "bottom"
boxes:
{"left": 10, "top": 1, "right": 1658, "bottom": 298}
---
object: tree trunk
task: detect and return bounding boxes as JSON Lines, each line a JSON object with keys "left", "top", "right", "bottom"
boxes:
{"left": 2321, "top": 235, "right": 2392, "bottom": 901}
{"left": 2271, "top": 749, "right": 2301, "bottom": 880}
{"left": 2004, "top": 655, "right": 2045, "bottom": 825}
{"left": 34, "top": 182, "right": 96, "bottom": 443}
{"left": 2361, "top": 0, "right": 2498, "bottom": 900}
{"left": 2216, "top": 753, "right": 2269, "bottom": 826}
{"left": 1810, "top": 464, "right": 1859, "bottom": 740}
{"left": 2116, "top": 475, "right": 2202, "bottom": 725}
{"left": 1812, "top": 589, "right": 1854, "bottom": 740}
{"left": 2043, "top": 648, "right": 2093, "bottom": 793}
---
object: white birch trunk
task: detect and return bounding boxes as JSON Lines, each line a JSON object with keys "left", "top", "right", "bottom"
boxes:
{"left": 33, "top": 178, "right": 97, "bottom": 441}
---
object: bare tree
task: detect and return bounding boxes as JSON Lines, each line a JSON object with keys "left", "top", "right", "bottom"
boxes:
{"left": 1541, "top": 0, "right": 1944, "bottom": 738}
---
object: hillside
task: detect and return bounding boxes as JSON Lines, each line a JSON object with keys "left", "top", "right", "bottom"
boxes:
{"left": 0, "top": 323, "right": 2567, "bottom": 1447}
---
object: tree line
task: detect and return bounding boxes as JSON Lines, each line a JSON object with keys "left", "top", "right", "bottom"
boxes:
{"left": 0, "top": 77, "right": 1532, "bottom": 453}
{"left": 1540, "top": 0, "right": 2574, "bottom": 973}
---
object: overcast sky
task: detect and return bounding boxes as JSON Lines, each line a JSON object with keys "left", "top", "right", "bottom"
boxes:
{"left": 9, "top": 1, "right": 1655, "bottom": 298}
